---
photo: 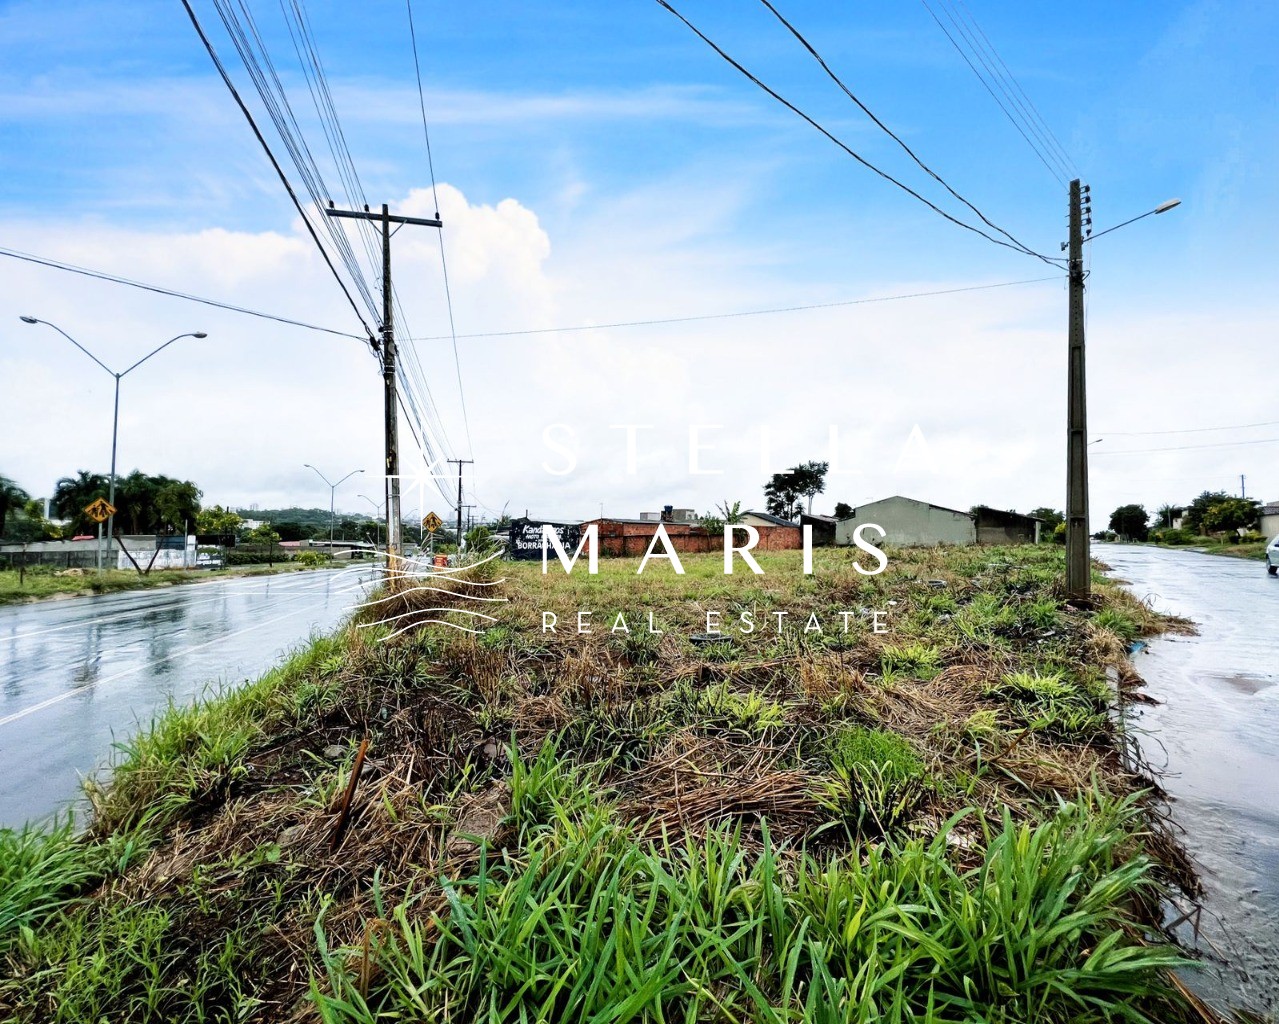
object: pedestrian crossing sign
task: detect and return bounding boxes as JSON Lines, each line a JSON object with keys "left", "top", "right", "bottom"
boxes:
{"left": 84, "top": 498, "right": 116, "bottom": 523}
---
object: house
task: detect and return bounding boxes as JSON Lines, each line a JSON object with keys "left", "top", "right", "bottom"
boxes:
{"left": 800, "top": 513, "right": 838, "bottom": 547}
{"left": 1260, "top": 501, "right": 1279, "bottom": 540}
{"left": 741, "top": 510, "right": 796, "bottom": 529}
{"left": 972, "top": 506, "right": 1043, "bottom": 545}
{"left": 835, "top": 496, "right": 976, "bottom": 548}
{"left": 584, "top": 516, "right": 802, "bottom": 556}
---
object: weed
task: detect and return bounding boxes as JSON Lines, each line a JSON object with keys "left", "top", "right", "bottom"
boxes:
{"left": 879, "top": 641, "right": 943, "bottom": 680}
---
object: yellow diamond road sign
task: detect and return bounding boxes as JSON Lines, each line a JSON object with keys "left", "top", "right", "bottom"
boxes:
{"left": 422, "top": 511, "right": 444, "bottom": 533}
{"left": 84, "top": 498, "right": 116, "bottom": 524}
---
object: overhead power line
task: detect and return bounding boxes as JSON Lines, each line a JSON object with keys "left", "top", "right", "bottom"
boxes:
{"left": 177, "top": 0, "right": 377, "bottom": 346}
{"left": 1101, "top": 419, "right": 1279, "bottom": 437}
{"left": 950, "top": 0, "right": 1076, "bottom": 177}
{"left": 0, "top": 244, "right": 365, "bottom": 339}
{"left": 756, "top": 0, "right": 1044, "bottom": 261}
{"left": 920, "top": 0, "right": 1070, "bottom": 186}
{"left": 406, "top": 0, "right": 474, "bottom": 459}
{"left": 1093, "top": 438, "right": 1279, "bottom": 456}
{"left": 654, "top": 0, "right": 1064, "bottom": 266}
{"left": 410, "top": 276, "right": 1059, "bottom": 340}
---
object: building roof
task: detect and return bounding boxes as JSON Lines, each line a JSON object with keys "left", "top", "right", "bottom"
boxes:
{"left": 742, "top": 510, "right": 799, "bottom": 527}
{"left": 972, "top": 505, "right": 1045, "bottom": 523}
{"left": 838, "top": 495, "right": 973, "bottom": 520}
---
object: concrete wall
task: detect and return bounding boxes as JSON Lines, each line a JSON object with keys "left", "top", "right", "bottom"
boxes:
{"left": 835, "top": 496, "right": 975, "bottom": 548}
{"left": 583, "top": 519, "right": 802, "bottom": 557}
{"left": 1260, "top": 511, "right": 1279, "bottom": 540}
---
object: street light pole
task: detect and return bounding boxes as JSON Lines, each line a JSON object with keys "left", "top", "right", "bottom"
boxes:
{"left": 358, "top": 493, "right": 386, "bottom": 549}
{"left": 1059, "top": 190, "right": 1181, "bottom": 601}
{"left": 19, "top": 318, "right": 205, "bottom": 571}
{"left": 1065, "top": 180, "right": 1090, "bottom": 600}
{"left": 304, "top": 464, "right": 363, "bottom": 555}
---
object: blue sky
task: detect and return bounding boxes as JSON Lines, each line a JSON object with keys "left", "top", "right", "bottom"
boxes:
{"left": 1, "top": 0, "right": 1275, "bottom": 524}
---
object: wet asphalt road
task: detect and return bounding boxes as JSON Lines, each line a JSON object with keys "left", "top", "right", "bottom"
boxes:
{"left": 0, "top": 566, "right": 375, "bottom": 829}
{"left": 1103, "top": 545, "right": 1278, "bottom": 1014}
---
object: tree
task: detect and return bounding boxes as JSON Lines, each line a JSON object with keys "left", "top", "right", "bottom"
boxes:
{"left": 155, "top": 480, "right": 202, "bottom": 533}
{"left": 833, "top": 501, "right": 853, "bottom": 520}
{"left": 4, "top": 498, "right": 58, "bottom": 542}
{"left": 1028, "top": 507, "right": 1065, "bottom": 532}
{"left": 1182, "top": 491, "right": 1231, "bottom": 534}
{"left": 464, "top": 524, "right": 499, "bottom": 553}
{"left": 1108, "top": 504, "right": 1150, "bottom": 541}
{"left": 196, "top": 505, "right": 244, "bottom": 536}
{"left": 717, "top": 500, "right": 744, "bottom": 524}
{"left": 763, "top": 462, "right": 828, "bottom": 521}
{"left": 273, "top": 521, "right": 309, "bottom": 542}
{"left": 1154, "top": 503, "right": 1182, "bottom": 530}
{"left": 53, "top": 470, "right": 109, "bottom": 535}
{"left": 1201, "top": 497, "right": 1259, "bottom": 535}
{"left": 764, "top": 473, "right": 803, "bottom": 520}
{"left": 791, "top": 461, "right": 829, "bottom": 515}
{"left": 0, "top": 475, "right": 31, "bottom": 537}
{"left": 244, "top": 523, "right": 281, "bottom": 545}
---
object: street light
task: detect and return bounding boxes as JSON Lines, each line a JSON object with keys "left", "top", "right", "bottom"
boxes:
{"left": 358, "top": 493, "right": 386, "bottom": 549}
{"left": 19, "top": 317, "right": 206, "bottom": 571}
{"left": 304, "top": 464, "right": 363, "bottom": 553}
{"left": 1061, "top": 187, "right": 1181, "bottom": 600}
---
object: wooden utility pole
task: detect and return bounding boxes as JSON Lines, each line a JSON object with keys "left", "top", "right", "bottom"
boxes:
{"left": 449, "top": 459, "right": 473, "bottom": 546}
{"left": 324, "top": 202, "right": 441, "bottom": 577}
{"left": 1065, "top": 179, "right": 1091, "bottom": 600}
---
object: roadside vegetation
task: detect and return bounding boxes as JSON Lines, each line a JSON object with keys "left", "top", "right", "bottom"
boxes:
{"left": 0, "top": 559, "right": 336, "bottom": 605}
{"left": 0, "top": 545, "right": 1226, "bottom": 1022}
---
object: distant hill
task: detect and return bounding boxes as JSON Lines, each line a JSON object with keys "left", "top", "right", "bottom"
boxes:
{"left": 236, "top": 507, "right": 376, "bottom": 530}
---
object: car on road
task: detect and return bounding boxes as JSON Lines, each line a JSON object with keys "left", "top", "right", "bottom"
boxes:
{"left": 1268, "top": 536, "right": 1279, "bottom": 576}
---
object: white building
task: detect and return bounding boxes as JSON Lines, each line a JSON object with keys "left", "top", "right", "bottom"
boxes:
{"left": 835, "top": 495, "right": 976, "bottom": 548}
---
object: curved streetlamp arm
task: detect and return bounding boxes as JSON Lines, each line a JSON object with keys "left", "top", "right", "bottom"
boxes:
{"left": 335, "top": 469, "right": 365, "bottom": 488}
{"left": 20, "top": 317, "right": 115, "bottom": 376}
{"left": 304, "top": 463, "right": 334, "bottom": 488}
{"left": 1084, "top": 198, "right": 1181, "bottom": 245}
{"left": 120, "top": 332, "right": 205, "bottom": 377}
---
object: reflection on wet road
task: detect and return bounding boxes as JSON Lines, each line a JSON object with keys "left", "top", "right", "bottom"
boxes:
{"left": 0, "top": 566, "right": 374, "bottom": 828}
{"left": 1104, "top": 545, "right": 1278, "bottom": 1014}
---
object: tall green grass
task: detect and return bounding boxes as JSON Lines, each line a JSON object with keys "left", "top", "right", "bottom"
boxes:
{"left": 312, "top": 759, "right": 1184, "bottom": 1024}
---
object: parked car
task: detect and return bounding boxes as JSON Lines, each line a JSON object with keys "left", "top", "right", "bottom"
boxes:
{"left": 1268, "top": 535, "right": 1279, "bottom": 576}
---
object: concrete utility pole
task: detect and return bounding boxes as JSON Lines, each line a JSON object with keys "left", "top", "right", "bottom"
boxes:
{"left": 448, "top": 459, "right": 473, "bottom": 545}
{"left": 1065, "top": 179, "right": 1091, "bottom": 601}
{"left": 325, "top": 202, "right": 442, "bottom": 577}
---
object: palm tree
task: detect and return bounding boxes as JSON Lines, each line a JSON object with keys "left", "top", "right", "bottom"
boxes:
{"left": 53, "top": 471, "right": 109, "bottom": 535}
{"left": 0, "top": 475, "right": 31, "bottom": 537}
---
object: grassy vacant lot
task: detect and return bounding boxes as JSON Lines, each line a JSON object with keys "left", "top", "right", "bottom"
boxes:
{"left": 0, "top": 545, "right": 1224, "bottom": 1023}
{"left": 0, "top": 561, "right": 322, "bottom": 605}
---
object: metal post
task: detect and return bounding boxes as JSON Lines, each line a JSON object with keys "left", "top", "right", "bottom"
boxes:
{"left": 1065, "top": 179, "right": 1090, "bottom": 600}
{"left": 449, "top": 459, "right": 473, "bottom": 548}
{"left": 103, "top": 373, "right": 121, "bottom": 573}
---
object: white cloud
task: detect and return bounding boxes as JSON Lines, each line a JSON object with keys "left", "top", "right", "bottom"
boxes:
{"left": 3, "top": 176, "right": 1275, "bottom": 531}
